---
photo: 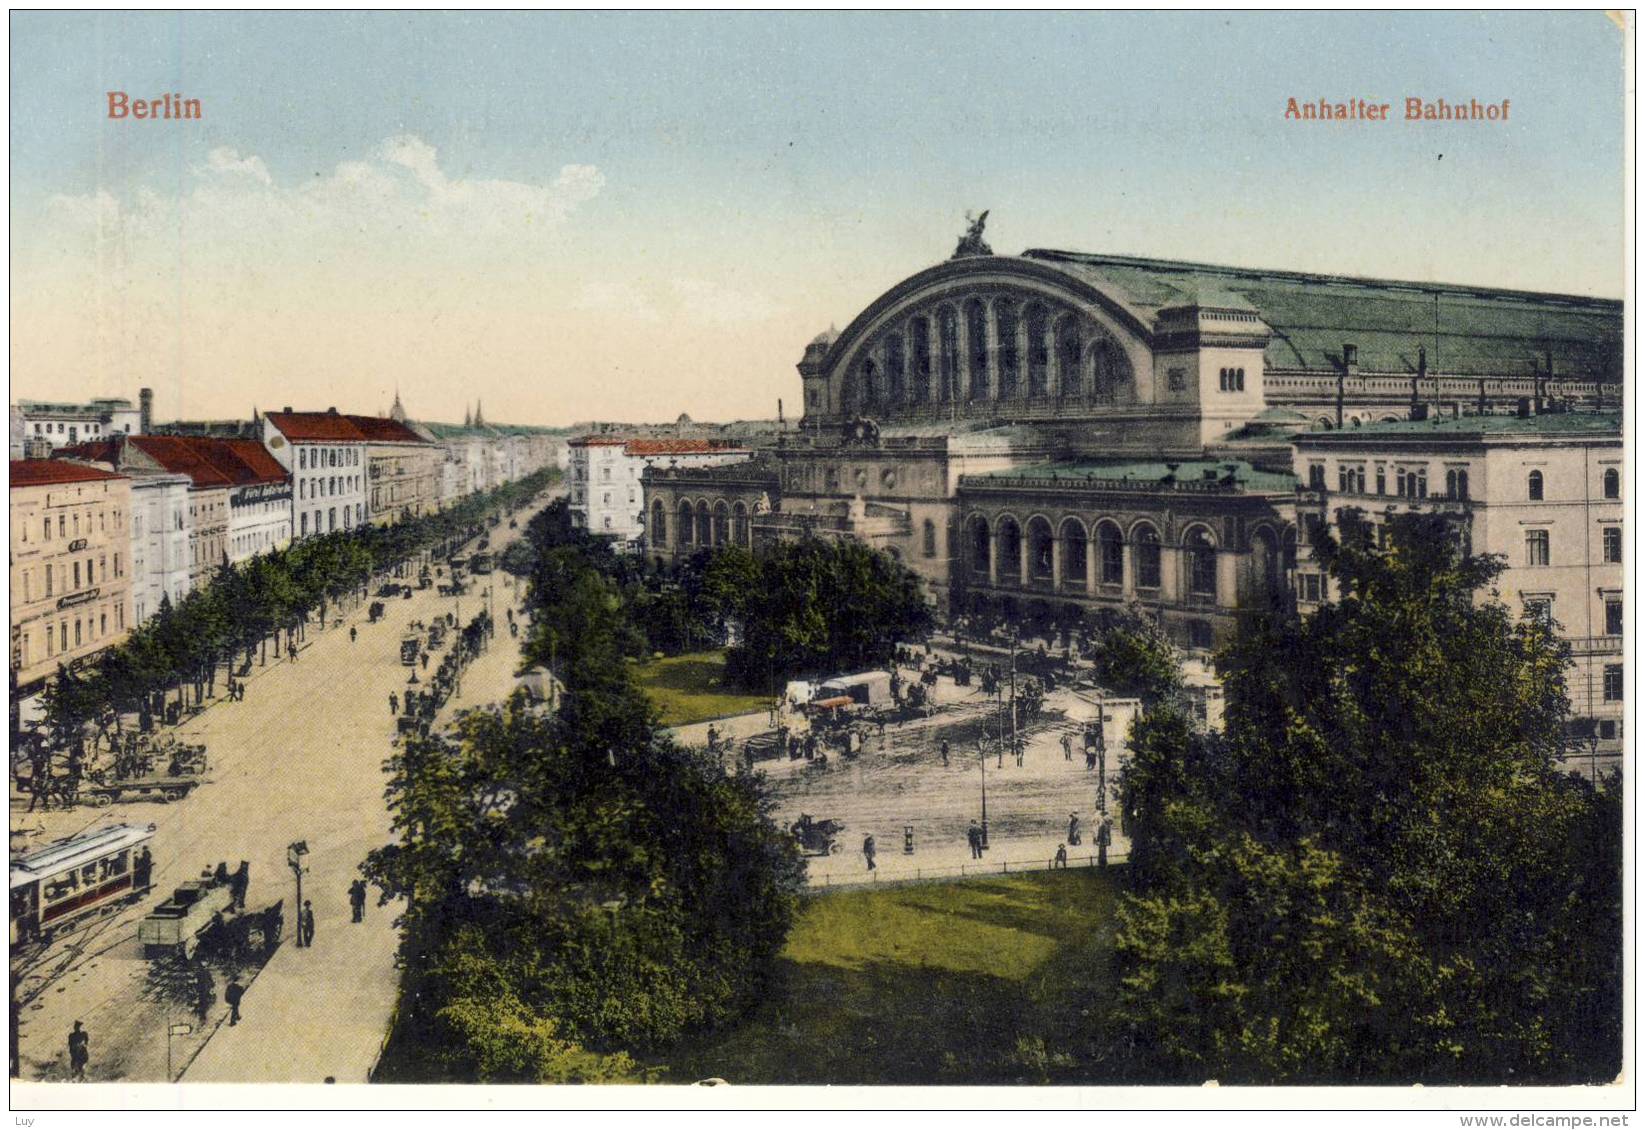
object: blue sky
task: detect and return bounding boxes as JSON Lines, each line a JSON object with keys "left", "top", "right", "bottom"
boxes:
{"left": 9, "top": 11, "right": 1627, "bottom": 425}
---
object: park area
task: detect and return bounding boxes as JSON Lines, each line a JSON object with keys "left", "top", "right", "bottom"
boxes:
{"left": 633, "top": 650, "right": 770, "bottom": 726}
{"left": 656, "top": 868, "right": 1123, "bottom": 1085}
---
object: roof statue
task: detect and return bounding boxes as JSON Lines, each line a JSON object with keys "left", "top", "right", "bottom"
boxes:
{"left": 952, "top": 210, "right": 992, "bottom": 258}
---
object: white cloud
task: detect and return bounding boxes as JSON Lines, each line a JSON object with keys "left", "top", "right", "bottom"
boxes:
{"left": 40, "top": 134, "right": 605, "bottom": 264}
{"left": 571, "top": 280, "right": 663, "bottom": 323}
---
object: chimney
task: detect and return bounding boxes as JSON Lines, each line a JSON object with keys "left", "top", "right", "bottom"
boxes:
{"left": 328, "top": 406, "right": 338, "bottom": 415}
{"left": 283, "top": 406, "right": 293, "bottom": 414}
{"left": 1343, "top": 343, "right": 1359, "bottom": 376}
{"left": 139, "top": 387, "right": 153, "bottom": 433}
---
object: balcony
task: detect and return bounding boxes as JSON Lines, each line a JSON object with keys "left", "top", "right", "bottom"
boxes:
{"left": 1569, "top": 634, "right": 1623, "bottom": 656}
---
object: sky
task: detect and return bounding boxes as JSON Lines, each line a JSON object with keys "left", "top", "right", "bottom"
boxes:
{"left": 8, "top": 11, "right": 1629, "bottom": 427}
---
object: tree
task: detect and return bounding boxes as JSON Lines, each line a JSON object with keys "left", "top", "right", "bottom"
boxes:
{"left": 1110, "top": 512, "right": 1623, "bottom": 1084}
{"left": 1087, "top": 604, "right": 1184, "bottom": 707}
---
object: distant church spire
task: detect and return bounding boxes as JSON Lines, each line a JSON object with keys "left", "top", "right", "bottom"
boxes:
{"left": 463, "top": 405, "right": 472, "bottom": 427}
{"left": 390, "top": 389, "right": 407, "bottom": 423}
{"left": 474, "top": 400, "right": 485, "bottom": 427}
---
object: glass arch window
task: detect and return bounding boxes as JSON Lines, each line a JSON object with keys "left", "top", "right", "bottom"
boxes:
{"left": 1186, "top": 529, "right": 1218, "bottom": 597}
{"left": 1134, "top": 526, "right": 1162, "bottom": 589}
{"left": 1098, "top": 522, "right": 1124, "bottom": 585}
{"left": 1528, "top": 470, "right": 1544, "bottom": 501}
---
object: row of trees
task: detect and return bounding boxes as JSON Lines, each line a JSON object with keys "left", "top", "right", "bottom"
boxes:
{"left": 1108, "top": 512, "right": 1623, "bottom": 1084}
{"left": 37, "top": 469, "right": 559, "bottom": 755}
{"left": 499, "top": 502, "right": 935, "bottom": 691}
{"left": 367, "top": 494, "right": 806, "bottom": 1082}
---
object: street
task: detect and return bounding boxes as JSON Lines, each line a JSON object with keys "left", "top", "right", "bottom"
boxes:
{"left": 11, "top": 500, "right": 549, "bottom": 1084}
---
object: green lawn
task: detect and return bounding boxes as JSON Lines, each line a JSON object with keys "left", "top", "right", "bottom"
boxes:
{"left": 634, "top": 650, "right": 769, "bottom": 726}
{"left": 656, "top": 869, "right": 1125, "bottom": 1085}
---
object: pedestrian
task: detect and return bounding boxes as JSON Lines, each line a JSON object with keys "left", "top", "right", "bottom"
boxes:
{"left": 229, "top": 861, "right": 250, "bottom": 912}
{"left": 133, "top": 846, "right": 153, "bottom": 892}
{"left": 967, "top": 821, "right": 983, "bottom": 859}
{"left": 1053, "top": 843, "right": 1068, "bottom": 869}
{"left": 1085, "top": 747, "right": 1097, "bottom": 771}
{"left": 224, "top": 977, "right": 245, "bottom": 1026}
{"left": 1014, "top": 738, "right": 1024, "bottom": 768}
{"left": 421, "top": 652, "right": 429, "bottom": 671}
{"left": 349, "top": 879, "right": 367, "bottom": 924}
{"left": 1068, "top": 812, "right": 1082, "bottom": 846}
{"left": 862, "top": 834, "right": 876, "bottom": 872}
{"left": 389, "top": 692, "right": 399, "bottom": 716}
{"left": 1061, "top": 732, "right": 1073, "bottom": 762}
{"left": 299, "top": 900, "right": 316, "bottom": 948}
{"left": 194, "top": 964, "right": 215, "bottom": 1021}
{"left": 67, "top": 1021, "right": 88, "bottom": 1081}
{"left": 349, "top": 626, "right": 357, "bottom": 644}
{"left": 940, "top": 738, "right": 950, "bottom": 767}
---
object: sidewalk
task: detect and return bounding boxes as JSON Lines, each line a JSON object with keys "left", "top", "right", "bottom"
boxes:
{"left": 181, "top": 523, "right": 538, "bottom": 1083}
{"left": 802, "top": 828, "right": 1130, "bottom": 889}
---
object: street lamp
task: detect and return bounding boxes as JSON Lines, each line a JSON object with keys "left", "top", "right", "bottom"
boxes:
{"left": 286, "top": 841, "right": 309, "bottom": 947}
{"left": 977, "top": 737, "right": 989, "bottom": 850}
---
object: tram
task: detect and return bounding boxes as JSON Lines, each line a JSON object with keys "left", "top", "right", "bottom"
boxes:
{"left": 9, "top": 823, "right": 156, "bottom": 945}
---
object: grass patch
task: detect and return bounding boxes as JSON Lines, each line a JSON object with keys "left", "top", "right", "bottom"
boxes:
{"left": 655, "top": 869, "right": 1125, "bottom": 1085}
{"left": 634, "top": 650, "right": 769, "bottom": 726}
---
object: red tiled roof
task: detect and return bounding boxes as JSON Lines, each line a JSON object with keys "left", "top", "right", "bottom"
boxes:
{"left": 623, "top": 439, "right": 749, "bottom": 456}
{"left": 125, "top": 436, "right": 235, "bottom": 487}
{"left": 265, "top": 411, "right": 369, "bottom": 442}
{"left": 10, "top": 459, "right": 127, "bottom": 488}
{"left": 196, "top": 438, "right": 290, "bottom": 486}
{"left": 345, "top": 415, "right": 429, "bottom": 444}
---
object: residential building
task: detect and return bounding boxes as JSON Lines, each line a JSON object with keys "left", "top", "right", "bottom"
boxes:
{"left": 262, "top": 410, "right": 370, "bottom": 539}
{"left": 571, "top": 437, "right": 750, "bottom": 548}
{"left": 1292, "top": 409, "right": 1624, "bottom": 769}
{"left": 10, "top": 460, "right": 133, "bottom": 693}
{"left": 10, "top": 389, "right": 151, "bottom": 457}
{"left": 358, "top": 404, "right": 441, "bottom": 525}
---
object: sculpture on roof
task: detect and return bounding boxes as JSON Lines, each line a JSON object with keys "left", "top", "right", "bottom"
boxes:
{"left": 841, "top": 414, "right": 881, "bottom": 446}
{"left": 952, "top": 210, "right": 992, "bottom": 258}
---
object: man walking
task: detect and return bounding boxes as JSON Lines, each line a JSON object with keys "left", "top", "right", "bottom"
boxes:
{"left": 229, "top": 861, "right": 250, "bottom": 912}
{"left": 299, "top": 900, "right": 316, "bottom": 948}
{"left": 1061, "top": 732, "right": 1073, "bottom": 762}
{"left": 940, "top": 738, "right": 950, "bottom": 767}
{"left": 966, "top": 822, "right": 982, "bottom": 860}
{"left": 1068, "top": 812, "right": 1082, "bottom": 847}
{"left": 349, "top": 879, "right": 367, "bottom": 923}
{"left": 862, "top": 834, "right": 877, "bottom": 872}
{"left": 349, "top": 626, "right": 357, "bottom": 645}
{"left": 389, "top": 692, "right": 399, "bottom": 716}
{"left": 67, "top": 1021, "right": 88, "bottom": 1081}
{"left": 224, "top": 977, "right": 245, "bottom": 1026}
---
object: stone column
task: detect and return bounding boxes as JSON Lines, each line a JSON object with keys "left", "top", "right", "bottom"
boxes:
{"left": 926, "top": 316, "right": 942, "bottom": 405}
{"left": 988, "top": 519, "right": 1000, "bottom": 586}
{"left": 1016, "top": 317, "right": 1032, "bottom": 399}
{"left": 1086, "top": 523, "right": 1099, "bottom": 593}
{"left": 1160, "top": 543, "right": 1181, "bottom": 604}
{"left": 1217, "top": 548, "right": 1238, "bottom": 607}
{"left": 1018, "top": 528, "right": 1030, "bottom": 587}
{"left": 956, "top": 310, "right": 972, "bottom": 404}
{"left": 1051, "top": 526, "right": 1064, "bottom": 589}
{"left": 984, "top": 299, "right": 1001, "bottom": 401}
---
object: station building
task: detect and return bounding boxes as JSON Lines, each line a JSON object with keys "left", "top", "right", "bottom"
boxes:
{"left": 643, "top": 239, "right": 1622, "bottom": 657}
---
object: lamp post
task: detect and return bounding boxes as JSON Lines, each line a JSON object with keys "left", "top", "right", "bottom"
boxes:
{"left": 978, "top": 737, "right": 989, "bottom": 850}
{"left": 286, "top": 841, "right": 308, "bottom": 947}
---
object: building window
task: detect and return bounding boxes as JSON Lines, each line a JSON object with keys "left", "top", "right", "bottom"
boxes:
{"left": 1308, "top": 464, "right": 1326, "bottom": 490}
{"left": 1446, "top": 468, "right": 1470, "bottom": 499}
{"left": 1527, "top": 470, "right": 1544, "bottom": 501}
{"left": 1298, "top": 573, "right": 1323, "bottom": 603}
{"left": 1603, "top": 664, "right": 1623, "bottom": 702}
{"left": 1524, "top": 529, "right": 1550, "bottom": 567}
{"left": 1523, "top": 597, "right": 1552, "bottom": 626}
{"left": 44, "top": 565, "right": 52, "bottom": 597}
{"left": 1134, "top": 527, "right": 1162, "bottom": 589}
{"left": 1603, "top": 527, "right": 1622, "bottom": 564}
{"left": 1603, "top": 468, "right": 1619, "bottom": 499}
{"left": 1606, "top": 599, "right": 1623, "bottom": 636}
{"left": 1187, "top": 620, "right": 1214, "bottom": 650}
{"left": 1599, "top": 720, "right": 1618, "bottom": 741}
{"left": 1186, "top": 529, "right": 1218, "bottom": 598}
{"left": 1099, "top": 523, "right": 1124, "bottom": 585}
{"left": 72, "top": 562, "right": 80, "bottom": 589}
{"left": 922, "top": 519, "right": 937, "bottom": 558}
{"left": 1167, "top": 367, "right": 1186, "bottom": 392}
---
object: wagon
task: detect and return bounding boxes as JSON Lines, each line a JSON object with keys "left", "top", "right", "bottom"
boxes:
{"left": 790, "top": 814, "right": 844, "bottom": 856}
{"left": 82, "top": 775, "right": 206, "bottom": 807}
{"left": 138, "top": 879, "right": 233, "bottom": 958}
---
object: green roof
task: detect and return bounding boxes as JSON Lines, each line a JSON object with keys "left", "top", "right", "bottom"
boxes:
{"left": 1298, "top": 411, "right": 1621, "bottom": 440}
{"left": 1023, "top": 250, "right": 1623, "bottom": 383}
{"left": 970, "top": 459, "right": 1298, "bottom": 493}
